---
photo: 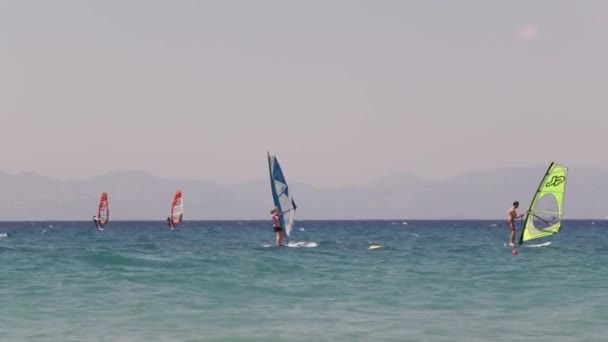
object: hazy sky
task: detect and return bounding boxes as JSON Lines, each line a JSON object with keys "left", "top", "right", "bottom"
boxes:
{"left": 1, "top": 1, "right": 606, "bottom": 187}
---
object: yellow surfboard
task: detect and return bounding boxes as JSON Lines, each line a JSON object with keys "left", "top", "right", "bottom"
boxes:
{"left": 368, "top": 245, "right": 382, "bottom": 250}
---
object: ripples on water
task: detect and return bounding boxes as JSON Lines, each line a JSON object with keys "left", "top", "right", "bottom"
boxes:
{"left": 1, "top": 220, "right": 607, "bottom": 341}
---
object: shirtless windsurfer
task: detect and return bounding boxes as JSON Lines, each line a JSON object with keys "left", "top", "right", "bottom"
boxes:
{"left": 507, "top": 201, "right": 524, "bottom": 246}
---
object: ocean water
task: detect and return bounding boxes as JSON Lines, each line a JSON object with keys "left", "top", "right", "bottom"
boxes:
{"left": 1, "top": 220, "right": 607, "bottom": 341}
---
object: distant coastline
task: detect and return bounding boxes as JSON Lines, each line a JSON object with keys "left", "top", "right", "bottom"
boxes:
{"left": 1, "top": 166, "right": 607, "bottom": 220}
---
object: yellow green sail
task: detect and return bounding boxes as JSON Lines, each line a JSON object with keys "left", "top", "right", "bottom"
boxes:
{"left": 519, "top": 162, "right": 568, "bottom": 244}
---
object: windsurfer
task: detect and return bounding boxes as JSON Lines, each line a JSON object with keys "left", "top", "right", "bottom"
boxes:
{"left": 166, "top": 216, "right": 174, "bottom": 229}
{"left": 271, "top": 208, "right": 283, "bottom": 246}
{"left": 92, "top": 216, "right": 102, "bottom": 230}
{"left": 507, "top": 201, "right": 524, "bottom": 246}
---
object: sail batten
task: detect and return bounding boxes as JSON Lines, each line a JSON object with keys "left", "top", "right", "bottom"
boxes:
{"left": 519, "top": 162, "right": 568, "bottom": 244}
{"left": 267, "top": 152, "right": 297, "bottom": 237}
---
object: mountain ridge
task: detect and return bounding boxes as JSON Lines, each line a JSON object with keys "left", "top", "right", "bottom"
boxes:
{"left": 0, "top": 166, "right": 605, "bottom": 220}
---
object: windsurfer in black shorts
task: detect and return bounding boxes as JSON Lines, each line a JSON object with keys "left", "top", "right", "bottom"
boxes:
{"left": 507, "top": 201, "right": 524, "bottom": 246}
{"left": 271, "top": 208, "right": 283, "bottom": 246}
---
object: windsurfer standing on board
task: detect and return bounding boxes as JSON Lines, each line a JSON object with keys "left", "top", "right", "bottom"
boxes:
{"left": 507, "top": 201, "right": 525, "bottom": 246}
{"left": 271, "top": 208, "right": 283, "bottom": 246}
{"left": 166, "top": 217, "right": 174, "bottom": 230}
{"left": 92, "top": 216, "right": 102, "bottom": 230}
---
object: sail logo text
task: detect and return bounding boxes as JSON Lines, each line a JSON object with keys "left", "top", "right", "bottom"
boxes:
{"left": 546, "top": 175, "right": 565, "bottom": 187}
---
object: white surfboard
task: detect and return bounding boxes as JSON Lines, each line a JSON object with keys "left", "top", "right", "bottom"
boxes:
{"left": 504, "top": 241, "right": 552, "bottom": 248}
{"left": 524, "top": 241, "right": 552, "bottom": 248}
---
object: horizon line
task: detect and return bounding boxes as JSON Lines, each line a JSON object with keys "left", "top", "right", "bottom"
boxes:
{"left": 0, "top": 218, "right": 603, "bottom": 223}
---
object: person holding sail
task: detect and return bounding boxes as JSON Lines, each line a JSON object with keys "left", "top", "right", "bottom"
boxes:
{"left": 271, "top": 208, "right": 283, "bottom": 246}
{"left": 166, "top": 216, "right": 174, "bottom": 230}
{"left": 507, "top": 201, "right": 525, "bottom": 246}
{"left": 92, "top": 215, "right": 103, "bottom": 231}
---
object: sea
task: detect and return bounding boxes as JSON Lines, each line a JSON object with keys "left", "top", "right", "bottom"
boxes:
{"left": 1, "top": 220, "right": 607, "bottom": 341}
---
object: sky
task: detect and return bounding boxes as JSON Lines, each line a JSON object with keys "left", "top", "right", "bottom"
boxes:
{"left": 0, "top": 0, "right": 606, "bottom": 187}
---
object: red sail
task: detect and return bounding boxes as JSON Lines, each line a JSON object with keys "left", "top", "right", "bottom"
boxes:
{"left": 98, "top": 192, "right": 109, "bottom": 227}
{"left": 170, "top": 191, "right": 183, "bottom": 226}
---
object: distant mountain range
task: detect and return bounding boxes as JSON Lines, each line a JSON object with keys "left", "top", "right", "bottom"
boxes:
{"left": 0, "top": 166, "right": 607, "bottom": 220}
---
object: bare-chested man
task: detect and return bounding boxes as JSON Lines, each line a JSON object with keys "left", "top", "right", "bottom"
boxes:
{"left": 271, "top": 208, "right": 283, "bottom": 246}
{"left": 507, "top": 201, "right": 525, "bottom": 246}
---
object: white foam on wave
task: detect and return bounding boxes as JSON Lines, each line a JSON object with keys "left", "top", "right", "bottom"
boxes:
{"left": 286, "top": 241, "right": 318, "bottom": 248}
{"left": 299, "top": 228, "right": 305, "bottom": 231}
{"left": 0, "top": 233, "right": 8, "bottom": 238}
{"left": 262, "top": 241, "right": 319, "bottom": 248}
{"left": 402, "top": 222, "right": 408, "bottom": 225}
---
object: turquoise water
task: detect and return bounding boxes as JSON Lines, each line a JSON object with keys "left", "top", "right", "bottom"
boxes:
{"left": 1, "top": 220, "right": 607, "bottom": 341}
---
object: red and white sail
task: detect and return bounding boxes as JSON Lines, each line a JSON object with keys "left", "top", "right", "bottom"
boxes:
{"left": 98, "top": 192, "right": 109, "bottom": 227}
{"left": 170, "top": 190, "right": 183, "bottom": 226}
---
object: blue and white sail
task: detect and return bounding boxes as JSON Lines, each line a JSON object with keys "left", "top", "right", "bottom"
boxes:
{"left": 267, "top": 151, "right": 298, "bottom": 237}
